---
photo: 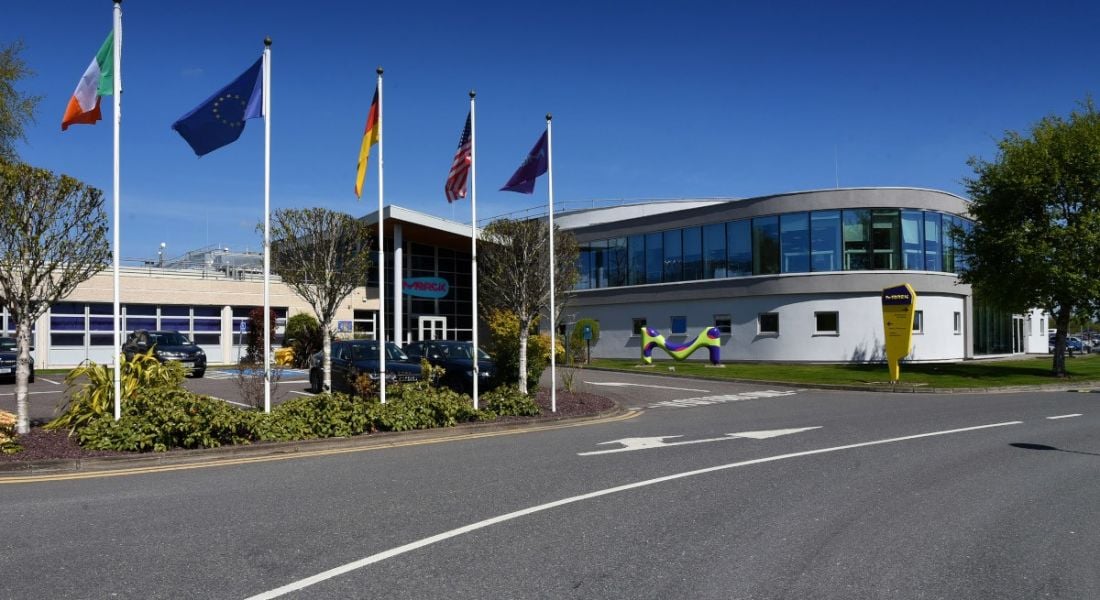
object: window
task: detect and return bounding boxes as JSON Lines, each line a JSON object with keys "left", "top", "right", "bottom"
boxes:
{"left": 645, "top": 232, "right": 663, "bottom": 284}
{"left": 714, "top": 315, "right": 731, "bottom": 335}
{"left": 815, "top": 311, "right": 839, "bottom": 334}
{"left": 681, "top": 227, "right": 703, "bottom": 281}
{"left": 942, "top": 215, "right": 957, "bottom": 273}
{"left": 752, "top": 216, "right": 780, "bottom": 275}
{"left": 576, "top": 244, "right": 592, "bottom": 290}
{"left": 758, "top": 313, "right": 779, "bottom": 334}
{"left": 843, "top": 209, "right": 870, "bottom": 270}
{"left": 607, "top": 237, "right": 628, "bottom": 287}
{"left": 703, "top": 223, "right": 727, "bottom": 278}
{"left": 954, "top": 311, "right": 962, "bottom": 334}
{"left": 591, "top": 239, "right": 608, "bottom": 288}
{"left": 810, "top": 211, "right": 841, "bottom": 272}
{"left": 670, "top": 316, "right": 687, "bottom": 335}
{"left": 628, "top": 234, "right": 646, "bottom": 285}
{"left": 663, "top": 229, "right": 683, "bottom": 282}
{"left": 780, "top": 212, "right": 810, "bottom": 273}
{"left": 913, "top": 310, "right": 924, "bottom": 334}
{"left": 632, "top": 318, "right": 647, "bottom": 337}
{"left": 871, "top": 209, "right": 900, "bottom": 270}
{"left": 924, "top": 212, "right": 942, "bottom": 271}
{"left": 726, "top": 219, "right": 752, "bottom": 276}
{"left": 901, "top": 210, "right": 924, "bottom": 270}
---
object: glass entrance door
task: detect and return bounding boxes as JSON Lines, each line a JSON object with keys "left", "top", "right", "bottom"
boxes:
{"left": 418, "top": 316, "right": 447, "bottom": 341}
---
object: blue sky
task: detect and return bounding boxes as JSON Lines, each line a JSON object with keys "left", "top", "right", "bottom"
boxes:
{"left": 7, "top": 0, "right": 1100, "bottom": 262}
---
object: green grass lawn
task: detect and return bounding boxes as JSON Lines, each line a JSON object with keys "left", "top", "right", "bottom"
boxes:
{"left": 587, "top": 353, "right": 1100, "bottom": 389}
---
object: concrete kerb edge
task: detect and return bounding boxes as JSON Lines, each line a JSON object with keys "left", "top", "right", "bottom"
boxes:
{"left": 579, "top": 365, "right": 1100, "bottom": 395}
{"left": 0, "top": 403, "right": 629, "bottom": 477}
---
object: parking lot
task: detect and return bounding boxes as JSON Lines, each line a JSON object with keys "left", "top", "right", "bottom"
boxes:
{"left": 0, "top": 367, "right": 316, "bottom": 424}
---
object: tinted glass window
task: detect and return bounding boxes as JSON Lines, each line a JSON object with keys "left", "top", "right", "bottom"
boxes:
{"left": 780, "top": 212, "right": 810, "bottom": 273}
{"left": 703, "top": 223, "right": 726, "bottom": 278}
{"left": 843, "top": 210, "right": 871, "bottom": 270}
{"left": 607, "top": 237, "right": 628, "bottom": 287}
{"left": 810, "top": 211, "right": 841, "bottom": 272}
{"left": 681, "top": 227, "right": 703, "bottom": 281}
{"left": 726, "top": 220, "right": 752, "bottom": 276}
{"left": 901, "top": 210, "right": 924, "bottom": 270}
{"left": 924, "top": 212, "right": 942, "bottom": 271}
{"left": 752, "top": 216, "right": 780, "bottom": 275}
{"left": 645, "top": 233, "right": 663, "bottom": 284}
{"left": 628, "top": 234, "right": 646, "bottom": 285}
{"left": 871, "top": 209, "right": 900, "bottom": 270}
{"left": 663, "top": 229, "right": 682, "bottom": 282}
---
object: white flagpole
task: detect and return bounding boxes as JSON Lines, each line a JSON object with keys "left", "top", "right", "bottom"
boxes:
{"left": 377, "top": 67, "right": 387, "bottom": 404}
{"left": 263, "top": 37, "right": 272, "bottom": 413}
{"left": 470, "top": 90, "right": 479, "bottom": 410}
{"left": 112, "top": 0, "right": 122, "bottom": 421}
{"left": 546, "top": 113, "right": 556, "bottom": 413}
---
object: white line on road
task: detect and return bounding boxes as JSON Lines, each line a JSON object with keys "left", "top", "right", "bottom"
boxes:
{"left": 1046, "top": 414, "right": 1082, "bottom": 420}
{"left": 585, "top": 381, "right": 711, "bottom": 392}
{"left": 578, "top": 427, "right": 822, "bottom": 456}
{"left": 211, "top": 396, "right": 252, "bottom": 408}
{"left": 0, "top": 389, "right": 63, "bottom": 397}
{"left": 649, "top": 389, "right": 797, "bottom": 409}
{"left": 242, "top": 420, "right": 1022, "bottom": 600}
{"left": 289, "top": 390, "right": 317, "bottom": 397}
{"left": 40, "top": 377, "right": 62, "bottom": 385}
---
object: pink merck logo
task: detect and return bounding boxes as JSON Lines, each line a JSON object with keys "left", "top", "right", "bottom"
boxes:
{"left": 402, "top": 277, "right": 449, "bottom": 298}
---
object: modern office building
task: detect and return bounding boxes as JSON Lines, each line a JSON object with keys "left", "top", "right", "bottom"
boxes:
{"left": 3, "top": 190, "right": 1047, "bottom": 369}
{"left": 557, "top": 188, "right": 1047, "bottom": 362}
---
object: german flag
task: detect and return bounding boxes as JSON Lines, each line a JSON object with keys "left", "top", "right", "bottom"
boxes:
{"left": 354, "top": 86, "right": 380, "bottom": 199}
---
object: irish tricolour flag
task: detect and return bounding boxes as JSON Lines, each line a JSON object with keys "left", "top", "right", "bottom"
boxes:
{"left": 61, "top": 32, "right": 114, "bottom": 131}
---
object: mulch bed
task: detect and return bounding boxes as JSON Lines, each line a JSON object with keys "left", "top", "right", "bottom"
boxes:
{"left": 1, "top": 390, "right": 616, "bottom": 463}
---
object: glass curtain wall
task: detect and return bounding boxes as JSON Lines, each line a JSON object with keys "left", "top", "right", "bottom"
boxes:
{"left": 810, "top": 211, "right": 841, "bottom": 272}
{"left": 752, "top": 216, "right": 780, "bottom": 275}
{"left": 663, "top": 229, "right": 683, "bottom": 282}
{"left": 628, "top": 234, "right": 646, "bottom": 285}
{"left": 703, "top": 223, "right": 727, "bottom": 278}
{"left": 727, "top": 220, "right": 752, "bottom": 276}
{"left": 780, "top": 212, "right": 810, "bottom": 273}
{"left": 681, "top": 227, "right": 703, "bottom": 281}
{"left": 901, "top": 210, "right": 924, "bottom": 269}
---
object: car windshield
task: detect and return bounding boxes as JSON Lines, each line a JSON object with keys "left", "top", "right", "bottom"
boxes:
{"left": 350, "top": 342, "right": 408, "bottom": 361}
{"left": 148, "top": 332, "right": 191, "bottom": 346}
{"left": 440, "top": 343, "right": 490, "bottom": 360}
{"left": 0, "top": 337, "right": 15, "bottom": 351}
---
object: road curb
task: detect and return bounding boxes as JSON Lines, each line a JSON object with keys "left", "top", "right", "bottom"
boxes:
{"left": 578, "top": 365, "right": 1100, "bottom": 395}
{"left": 0, "top": 404, "right": 630, "bottom": 479}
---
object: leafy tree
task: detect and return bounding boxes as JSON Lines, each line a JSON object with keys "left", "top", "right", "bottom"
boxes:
{"left": 960, "top": 100, "right": 1100, "bottom": 376}
{"left": 269, "top": 207, "right": 372, "bottom": 391}
{"left": 245, "top": 306, "right": 277, "bottom": 363}
{"left": 483, "top": 308, "right": 554, "bottom": 391}
{"left": 568, "top": 318, "right": 600, "bottom": 363}
{"left": 478, "top": 218, "right": 578, "bottom": 394}
{"left": 0, "top": 40, "right": 41, "bottom": 163}
{"left": 0, "top": 161, "right": 110, "bottom": 433}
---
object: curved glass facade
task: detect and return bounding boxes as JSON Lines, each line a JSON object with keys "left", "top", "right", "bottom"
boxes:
{"left": 575, "top": 208, "right": 971, "bottom": 290}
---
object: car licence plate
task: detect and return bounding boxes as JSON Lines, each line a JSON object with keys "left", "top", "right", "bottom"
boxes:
{"left": 0, "top": 367, "right": 12, "bottom": 374}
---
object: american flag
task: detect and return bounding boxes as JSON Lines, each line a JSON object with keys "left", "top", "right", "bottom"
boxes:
{"left": 445, "top": 112, "right": 472, "bottom": 202}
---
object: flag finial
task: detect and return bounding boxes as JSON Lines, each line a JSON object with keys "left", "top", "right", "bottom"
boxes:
{"left": 469, "top": 90, "right": 476, "bottom": 99}
{"left": 264, "top": 37, "right": 272, "bottom": 47}
{"left": 377, "top": 66, "right": 384, "bottom": 75}
{"left": 114, "top": 0, "right": 121, "bottom": 5}
{"left": 546, "top": 113, "right": 553, "bottom": 122}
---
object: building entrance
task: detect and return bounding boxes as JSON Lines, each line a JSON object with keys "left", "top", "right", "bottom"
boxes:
{"left": 418, "top": 316, "right": 447, "bottom": 341}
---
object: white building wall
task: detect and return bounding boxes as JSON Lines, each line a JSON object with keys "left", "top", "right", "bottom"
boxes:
{"left": 581, "top": 292, "right": 967, "bottom": 363}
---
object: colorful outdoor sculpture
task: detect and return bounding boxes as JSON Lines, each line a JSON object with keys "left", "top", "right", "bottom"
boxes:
{"left": 641, "top": 326, "right": 722, "bottom": 365}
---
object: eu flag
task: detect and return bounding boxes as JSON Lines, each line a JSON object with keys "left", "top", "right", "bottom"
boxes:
{"left": 500, "top": 131, "right": 548, "bottom": 194}
{"left": 172, "top": 58, "right": 263, "bottom": 157}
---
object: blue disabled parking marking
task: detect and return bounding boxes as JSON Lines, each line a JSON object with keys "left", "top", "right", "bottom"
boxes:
{"left": 205, "top": 368, "right": 309, "bottom": 380}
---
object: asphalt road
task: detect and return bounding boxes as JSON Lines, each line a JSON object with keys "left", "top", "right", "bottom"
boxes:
{"left": 3, "top": 369, "right": 1099, "bottom": 599}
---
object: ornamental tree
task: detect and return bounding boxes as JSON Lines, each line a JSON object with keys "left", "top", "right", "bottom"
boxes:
{"left": 0, "top": 161, "right": 110, "bottom": 433}
{"left": 268, "top": 207, "right": 372, "bottom": 392}
{"left": 960, "top": 99, "right": 1100, "bottom": 376}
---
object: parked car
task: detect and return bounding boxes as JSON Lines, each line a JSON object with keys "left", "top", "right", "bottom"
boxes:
{"left": 1048, "top": 335, "right": 1090, "bottom": 354}
{"left": 0, "top": 336, "right": 34, "bottom": 383}
{"left": 403, "top": 340, "right": 496, "bottom": 394}
{"left": 309, "top": 340, "right": 421, "bottom": 393}
{"left": 121, "top": 330, "right": 207, "bottom": 377}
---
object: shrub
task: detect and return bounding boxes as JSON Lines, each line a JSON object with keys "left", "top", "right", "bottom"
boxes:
{"left": 568, "top": 318, "right": 600, "bottom": 363}
{"left": 47, "top": 350, "right": 186, "bottom": 435}
{"left": 256, "top": 392, "right": 372, "bottom": 441}
{"left": 484, "top": 309, "right": 555, "bottom": 390}
{"left": 367, "top": 384, "right": 485, "bottom": 432}
{"left": 78, "top": 388, "right": 259, "bottom": 452}
{"left": 0, "top": 410, "right": 21, "bottom": 454}
{"left": 482, "top": 385, "right": 541, "bottom": 417}
{"left": 285, "top": 313, "right": 323, "bottom": 368}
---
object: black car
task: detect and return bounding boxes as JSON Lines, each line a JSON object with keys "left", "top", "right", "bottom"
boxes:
{"left": 403, "top": 340, "right": 496, "bottom": 394}
{"left": 0, "top": 336, "right": 34, "bottom": 383}
{"left": 121, "top": 330, "right": 207, "bottom": 377}
{"left": 309, "top": 340, "right": 422, "bottom": 393}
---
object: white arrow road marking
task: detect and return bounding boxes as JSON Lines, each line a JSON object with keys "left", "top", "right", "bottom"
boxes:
{"left": 585, "top": 381, "right": 711, "bottom": 392}
{"left": 243, "top": 421, "right": 1021, "bottom": 600}
{"left": 649, "top": 389, "right": 797, "bottom": 409}
{"left": 1046, "top": 414, "right": 1082, "bottom": 420}
{"left": 578, "top": 427, "right": 822, "bottom": 456}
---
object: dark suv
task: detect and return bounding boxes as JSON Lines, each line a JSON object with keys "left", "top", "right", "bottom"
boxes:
{"left": 0, "top": 336, "right": 34, "bottom": 383}
{"left": 403, "top": 340, "right": 496, "bottom": 394}
{"left": 309, "top": 340, "right": 422, "bottom": 393}
{"left": 121, "top": 330, "right": 207, "bottom": 377}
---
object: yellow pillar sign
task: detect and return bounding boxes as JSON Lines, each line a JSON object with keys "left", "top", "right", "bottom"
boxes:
{"left": 881, "top": 283, "right": 916, "bottom": 382}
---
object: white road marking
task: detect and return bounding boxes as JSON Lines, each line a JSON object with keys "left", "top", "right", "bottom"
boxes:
{"left": 0, "top": 389, "right": 63, "bottom": 397}
{"left": 289, "top": 390, "right": 317, "bottom": 397}
{"left": 40, "top": 377, "right": 63, "bottom": 385}
{"left": 579, "top": 427, "right": 822, "bottom": 456}
{"left": 211, "top": 397, "right": 252, "bottom": 408}
{"left": 649, "top": 389, "right": 797, "bottom": 409}
{"left": 585, "top": 381, "right": 711, "bottom": 392}
{"left": 1046, "top": 414, "right": 1082, "bottom": 420}
{"left": 242, "top": 420, "right": 1022, "bottom": 600}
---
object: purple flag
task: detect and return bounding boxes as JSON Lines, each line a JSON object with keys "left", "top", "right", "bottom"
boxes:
{"left": 500, "top": 130, "right": 548, "bottom": 194}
